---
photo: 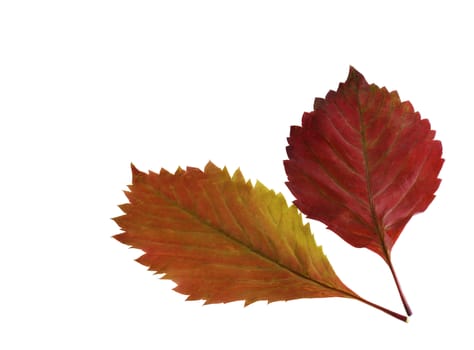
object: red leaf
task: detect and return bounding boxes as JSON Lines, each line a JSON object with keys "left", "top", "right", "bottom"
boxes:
{"left": 113, "top": 162, "right": 407, "bottom": 320}
{"left": 285, "top": 67, "right": 443, "bottom": 314}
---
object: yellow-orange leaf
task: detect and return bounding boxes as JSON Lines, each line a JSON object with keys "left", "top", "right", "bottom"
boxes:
{"left": 114, "top": 162, "right": 357, "bottom": 305}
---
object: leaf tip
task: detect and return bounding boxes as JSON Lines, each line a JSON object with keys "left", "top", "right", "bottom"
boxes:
{"left": 348, "top": 65, "right": 363, "bottom": 77}
{"left": 348, "top": 65, "right": 359, "bottom": 74}
{"left": 347, "top": 65, "right": 366, "bottom": 84}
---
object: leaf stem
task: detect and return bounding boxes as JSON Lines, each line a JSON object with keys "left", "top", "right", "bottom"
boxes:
{"left": 387, "top": 258, "right": 412, "bottom": 316}
{"left": 352, "top": 294, "right": 409, "bottom": 322}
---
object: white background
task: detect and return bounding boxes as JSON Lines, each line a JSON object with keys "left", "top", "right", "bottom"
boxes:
{"left": 1, "top": 1, "right": 472, "bottom": 349}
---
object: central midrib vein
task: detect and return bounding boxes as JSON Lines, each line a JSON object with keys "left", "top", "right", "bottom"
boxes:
{"left": 357, "top": 99, "right": 391, "bottom": 261}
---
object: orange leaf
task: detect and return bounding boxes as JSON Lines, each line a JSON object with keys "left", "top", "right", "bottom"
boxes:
{"left": 114, "top": 162, "right": 408, "bottom": 321}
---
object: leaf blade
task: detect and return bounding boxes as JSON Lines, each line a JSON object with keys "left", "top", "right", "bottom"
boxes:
{"left": 285, "top": 67, "right": 443, "bottom": 260}
{"left": 114, "top": 162, "right": 356, "bottom": 305}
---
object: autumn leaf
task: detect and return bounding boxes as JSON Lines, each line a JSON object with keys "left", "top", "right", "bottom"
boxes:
{"left": 114, "top": 162, "right": 407, "bottom": 321}
{"left": 284, "top": 67, "right": 443, "bottom": 315}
